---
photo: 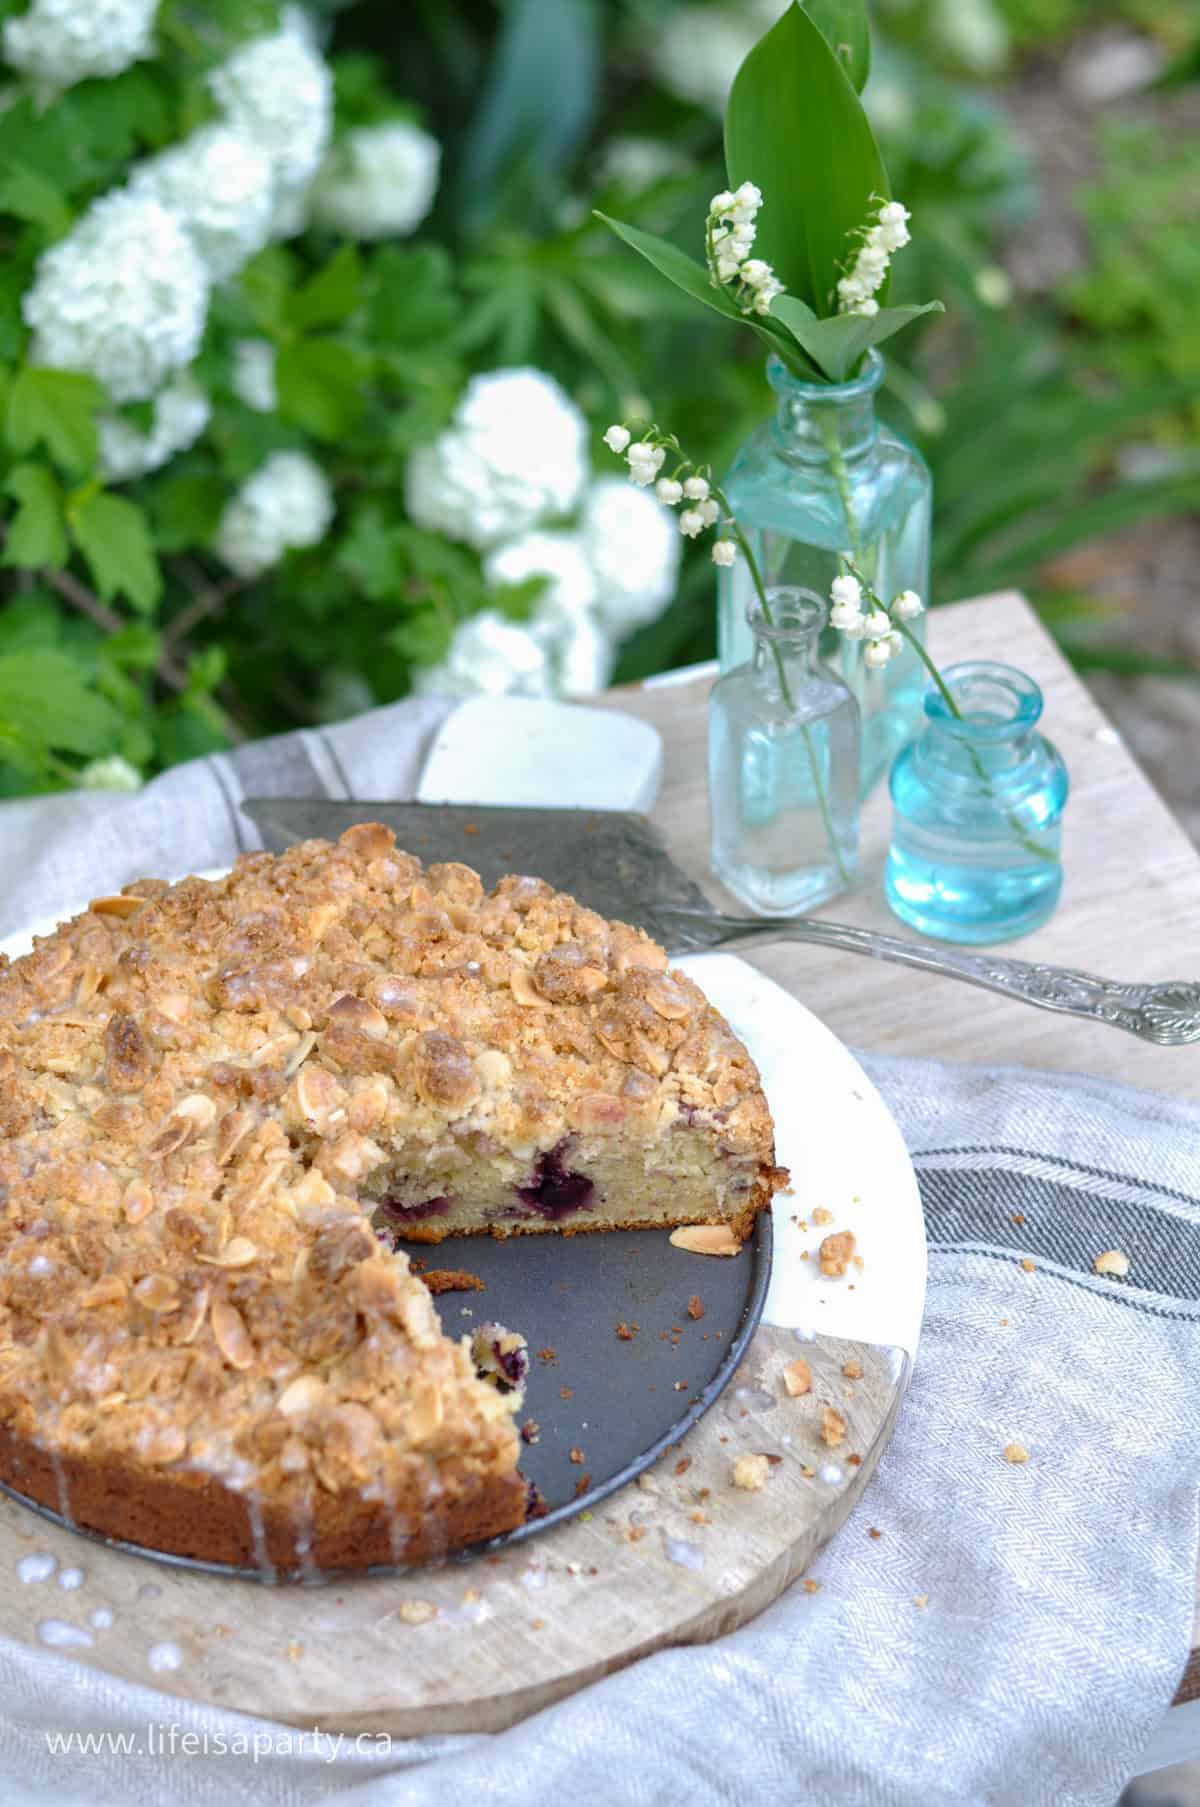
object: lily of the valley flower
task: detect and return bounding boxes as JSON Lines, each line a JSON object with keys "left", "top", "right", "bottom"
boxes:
{"left": 837, "top": 198, "right": 912, "bottom": 318}
{"left": 705, "top": 183, "right": 786, "bottom": 318}
{"left": 827, "top": 564, "right": 924, "bottom": 670}
{"left": 605, "top": 423, "right": 740, "bottom": 568}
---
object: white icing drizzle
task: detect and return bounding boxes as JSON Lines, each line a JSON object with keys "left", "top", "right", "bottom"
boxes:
{"left": 37, "top": 1619, "right": 93, "bottom": 1649}
{"left": 147, "top": 1640, "right": 184, "bottom": 1673}
{"left": 662, "top": 1536, "right": 704, "bottom": 1572}
{"left": 818, "top": 1463, "right": 844, "bottom": 1486}
{"left": 16, "top": 1552, "right": 56, "bottom": 1584}
{"left": 245, "top": 1492, "right": 277, "bottom": 1584}
{"left": 89, "top": 1607, "right": 114, "bottom": 1629}
{"left": 57, "top": 1566, "right": 85, "bottom": 1590}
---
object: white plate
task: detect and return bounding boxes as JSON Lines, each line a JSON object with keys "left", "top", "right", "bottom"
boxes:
{"left": 2, "top": 893, "right": 926, "bottom": 1360}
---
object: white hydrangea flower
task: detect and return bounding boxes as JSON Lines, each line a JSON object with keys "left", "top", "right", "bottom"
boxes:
{"left": 484, "top": 531, "right": 597, "bottom": 633}
{"left": 3, "top": 0, "right": 157, "bottom": 96}
{"left": 98, "top": 373, "right": 210, "bottom": 483}
{"left": 214, "top": 450, "right": 334, "bottom": 579}
{"left": 581, "top": 477, "right": 681, "bottom": 635}
{"left": 651, "top": 0, "right": 787, "bottom": 113}
{"left": 231, "top": 337, "right": 277, "bottom": 413}
{"left": 208, "top": 8, "right": 332, "bottom": 238}
{"left": 596, "top": 136, "right": 687, "bottom": 191}
{"left": 412, "top": 610, "right": 551, "bottom": 699}
{"left": 127, "top": 125, "right": 276, "bottom": 283}
{"left": 77, "top": 754, "right": 142, "bottom": 792}
{"left": 557, "top": 613, "right": 614, "bottom": 695}
{"left": 405, "top": 368, "right": 588, "bottom": 552}
{"left": 24, "top": 192, "right": 209, "bottom": 403}
{"left": 309, "top": 121, "right": 441, "bottom": 241}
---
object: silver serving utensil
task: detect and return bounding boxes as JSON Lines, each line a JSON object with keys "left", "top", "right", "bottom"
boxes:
{"left": 241, "top": 798, "right": 1200, "bottom": 1046}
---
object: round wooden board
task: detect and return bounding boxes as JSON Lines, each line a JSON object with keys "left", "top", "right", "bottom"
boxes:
{"left": 0, "top": 1325, "right": 906, "bottom": 1735}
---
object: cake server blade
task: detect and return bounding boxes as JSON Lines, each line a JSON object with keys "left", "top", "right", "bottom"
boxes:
{"left": 240, "top": 796, "right": 1200, "bottom": 1041}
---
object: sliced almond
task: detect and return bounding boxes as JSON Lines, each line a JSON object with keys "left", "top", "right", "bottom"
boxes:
{"left": 407, "top": 1378, "right": 444, "bottom": 1443}
{"left": 509, "top": 963, "right": 549, "bottom": 1009}
{"left": 211, "top": 1296, "right": 255, "bottom": 1370}
{"left": 399, "top": 1599, "right": 438, "bottom": 1625}
{"left": 216, "top": 1108, "right": 254, "bottom": 1167}
{"left": 133, "top": 1273, "right": 178, "bottom": 1312}
{"left": 282, "top": 1030, "right": 318, "bottom": 1078}
{"left": 123, "top": 1178, "right": 155, "bottom": 1225}
{"left": 669, "top": 1224, "right": 742, "bottom": 1258}
{"left": 175, "top": 1093, "right": 217, "bottom": 1128}
{"left": 175, "top": 1286, "right": 209, "bottom": 1344}
{"left": 277, "top": 1373, "right": 328, "bottom": 1418}
{"left": 644, "top": 976, "right": 692, "bottom": 1022}
{"left": 328, "top": 995, "right": 389, "bottom": 1039}
{"left": 1093, "top": 1249, "right": 1130, "bottom": 1278}
{"left": 195, "top": 1237, "right": 258, "bottom": 1270}
{"left": 89, "top": 894, "right": 144, "bottom": 919}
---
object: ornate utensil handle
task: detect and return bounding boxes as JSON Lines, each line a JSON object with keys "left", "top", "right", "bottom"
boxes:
{"left": 661, "top": 911, "right": 1200, "bottom": 1046}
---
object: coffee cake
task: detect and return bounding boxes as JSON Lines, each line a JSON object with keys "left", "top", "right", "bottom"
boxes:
{"left": 0, "top": 825, "right": 782, "bottom": 1572}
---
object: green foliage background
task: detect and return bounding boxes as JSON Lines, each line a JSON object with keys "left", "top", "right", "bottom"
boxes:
{"left": 0, "top": 0, "right": 1196, "bottom": 795}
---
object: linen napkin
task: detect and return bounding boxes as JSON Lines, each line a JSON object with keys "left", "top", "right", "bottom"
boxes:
{"left": 0, "top": 698, "right": 1197, "bottom": 1807}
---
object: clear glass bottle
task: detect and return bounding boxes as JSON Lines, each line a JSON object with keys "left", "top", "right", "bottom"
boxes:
{"left": 717, "top": 351, "right": 931, "bottom": 798}
{"left": 886, "top": 661, "right": 1069, "bottom": 945}
{"left": 709, "top": 587, "right": 860, "bottom": 915}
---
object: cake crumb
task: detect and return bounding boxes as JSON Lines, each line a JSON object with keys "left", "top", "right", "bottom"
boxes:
{"left": 783, "top": 1357, "right": 812, "bottom": 1398}
{"left": 569, "top": 1446, "right": 585, "bottom": 1464}
{"left": 573, "top": 1473, "right": 592, "bottom": 1498}
{"left": 802, "top": 1578, "right": 821, "bottom": 1594}
{"left": 420, "top": 1268, "right": 484, "bottom": 1295}
{"left": 687, "top": 1294, "right": 705, "bottom": 1320}
{"left": 1003, "top": 1442, "right": 1029, "bottom": 1465}
{"left": 868, "top": 1527, "right": 882, "bottom": 1540}
{"left": 627, "top": 1525, "right": 647, "bottom": 1542}
{"left": 732, "top": 1453, "right": 771, "bottom": 1491}
{"left": 521, "top": 1419, "right": 540, "bottom": 1444}
{"left": 399, "top": 1600, "right": 438, "bottom": 1625}
{"left": 674, "top": 1456, "right": 691, "bottom": 1476}
{"left": 842, "top": 1359, "right": 863, "bottom": 1380}
{"left": 286, "top": 1640, "right": 304, "bottom": 1660}
{"left": 690, "top": 1510, "right": 711, "bottom": 1525}
{"left": 615, "top": 1320, "right": 639, "bottom": 1340}
{"left": 811, "top": 1206, "right": 834, "bottom": 1225}
{"left": 537, "top": 1347, "right": 557, "bottom": 1363}
{"left": 914, "top": 1595, "right": 928, "bottom": 1609}
{"left": 999, "top": 1317, "right": 1009, "bottom": 1326}
{"left": 1094, "top": 1249, "right": 1130, "bottom": 1278}
{"left": 1011, "top": 1213, "right": 1025, "bottom": 1226}
{"left": 820, "top": 1406, "right": 847, "bottom": 1448}
{"left": 566, "top": 1561, "right": 582, "bottom": 1575}
{"left": 559, "top": 1385, "right": 574, "bottom": 1400}
{"left": 697, "top": 1486, "right": 711, "bottom": 1502}
{"left": 1019, "top": 1258, "right": 1036, "bottom": 1273}
{"left": 673, "top": 1379, "right": 688, "bottom": 1391}
{"left": 531, "top": 1617, "right": 546, "bottom": 1630}
{"left": 818, "top": 1231, "right": 856, "bottom": 1278}
{"left": 801, "top": 1465, "right": 816, "bottom": 1479}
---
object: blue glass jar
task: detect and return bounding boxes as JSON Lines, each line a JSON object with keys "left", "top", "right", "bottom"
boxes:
{"left": 717, "top": 351, "right": 931, "bottom": 799}
{"left": 709, "top": 587, "right": 860, "bottom": 915}
{"left": 886, "top": 661, "right": 1069, "bottom": 945}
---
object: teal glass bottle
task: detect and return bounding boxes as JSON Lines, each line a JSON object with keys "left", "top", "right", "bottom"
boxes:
{"left": 886, "top": 661, "right": 1069, "bottom": 944}
{"left": 717, "top": 351, "right": 931, "bottom": 798}
{"left": 709, "top": 587, "right": 860, "bottom": 915}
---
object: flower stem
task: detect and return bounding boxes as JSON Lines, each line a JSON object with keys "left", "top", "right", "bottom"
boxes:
{"left": 887, "top": 621, "right": 1057, "bottom": 867}
{"left": 718, "top": 489, "right": 851, "bottom": 891}
{"left": 818, "top": 408, "right": 862, "bottom": 562}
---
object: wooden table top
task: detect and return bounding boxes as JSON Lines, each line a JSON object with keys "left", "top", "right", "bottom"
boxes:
{"left": 608, "top": 589, "right": 1200, "bottom": 1698}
